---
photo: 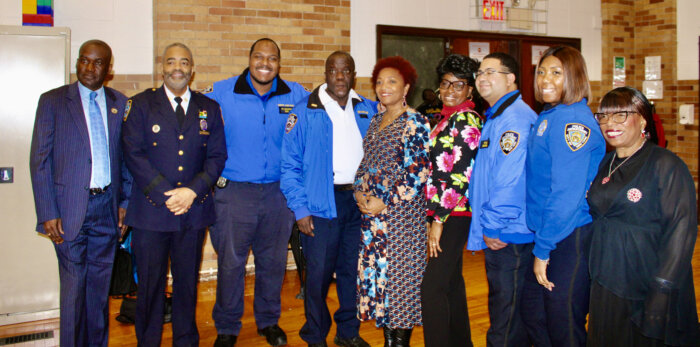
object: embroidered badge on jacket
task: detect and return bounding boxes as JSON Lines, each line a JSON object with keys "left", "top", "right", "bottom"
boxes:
{"left": 285, "top": 113, "right": 298, "bottom": 133}
{"left": 536, "top": 119, "right": 547, "bottom": 136}
{"left": 564, "top": 123, "right": 590, "bottom": 151}
{"left": 627, "top": 188, "right": 642, "bottom": 203}
{"left": 123, "top": 99, "right": 132, "bottom": 122}
{"left": 500, "top": 131, "right": 520, "bottom": 155}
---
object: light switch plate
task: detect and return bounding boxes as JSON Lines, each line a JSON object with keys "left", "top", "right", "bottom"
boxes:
{"left": 679, "top": 104, "right": 694, "bottom": 125}
{"left": 0, "top": 167, "right": 13, "bottom": 183}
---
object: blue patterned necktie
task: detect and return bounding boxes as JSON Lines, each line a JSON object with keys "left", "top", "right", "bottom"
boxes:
{"left": 88, "top": 91, "right": 110, "bottom": 188}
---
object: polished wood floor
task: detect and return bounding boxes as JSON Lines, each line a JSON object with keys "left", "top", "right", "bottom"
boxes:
{"left": 4, "top": 240, "right": 700, "bottom": 347}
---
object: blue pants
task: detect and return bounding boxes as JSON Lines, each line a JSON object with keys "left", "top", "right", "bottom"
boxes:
{"left": 133, "top": 227, "right": 206, "bottom": 347}
{"left": 299, "top": 189, "right": 362, "bottom": 344}
{"left": 521, "top": 224, "right": 592, "bottom": 347}
{"left": 210, "top": 181, "right": 294, "bottom": 335}
{"left": 54, "top": 188, "right": 117, "bottom": 347}
{"left": 484, "top": 242, "right": 533, "bottom": 347}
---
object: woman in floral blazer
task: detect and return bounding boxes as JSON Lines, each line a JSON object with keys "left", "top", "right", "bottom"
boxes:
{"left": 421, "top": 54, "right": 483, "bottom": 347}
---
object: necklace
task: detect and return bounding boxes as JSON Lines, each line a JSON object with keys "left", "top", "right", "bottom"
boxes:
{"left": 379, "top": 107, "right": 407, "bottom": 129}
{"left": 602, "top": 140, "right": 646, "bottom": 184}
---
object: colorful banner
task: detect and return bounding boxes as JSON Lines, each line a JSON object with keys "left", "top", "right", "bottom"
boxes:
{"left": 23, "top": 0, "right": 53, "bottom": 27}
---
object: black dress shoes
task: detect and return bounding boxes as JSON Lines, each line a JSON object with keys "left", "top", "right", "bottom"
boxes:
{"left": 214, "top": 334, "right": 237, "bottom": 347}
{"left": 257, "top": 324, "right": 288, "bottom": 346}
{"left": 334, "top": 335, "right": 370, "bottom": 347}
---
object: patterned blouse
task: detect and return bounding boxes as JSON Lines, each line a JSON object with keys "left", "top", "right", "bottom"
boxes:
{"left": 426, "top": 103, "right": 483, "bottom": 223}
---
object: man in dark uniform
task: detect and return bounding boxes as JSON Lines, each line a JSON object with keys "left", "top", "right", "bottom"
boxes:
{"left": 122, "top": 42, "right": 227, "bottom": 347}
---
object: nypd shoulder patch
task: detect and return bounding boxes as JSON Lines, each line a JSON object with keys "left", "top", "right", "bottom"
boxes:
{"left": 123, "top": 99, "right": 132, "bottom": 122}
{"left": 537, "top": 119, "right": 547, "bottom": 136}
{"left": 285, "top": 113, "right": 298, "bottom": 134}
{"left": 564, "top": 123, "right": 590, "bottom": 151}
{"left": 499, "top": 131, "right": 520, "bottom": 155}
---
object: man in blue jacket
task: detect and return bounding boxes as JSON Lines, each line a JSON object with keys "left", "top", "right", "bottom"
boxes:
{"left": 280, "top": 51, "right": 375, "bottom": 347}
{"left": 468, "top": 52, "right": 537, "bottom": 347}
{"left": 206, "top": 38, "right": 309, "bottom": 347}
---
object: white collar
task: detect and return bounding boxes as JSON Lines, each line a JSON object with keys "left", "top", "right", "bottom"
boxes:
{"left": 319, "top": 83, "right": 360, "bottom": 108}
{"left": 164, "top": 85, "right": 191, "bottom": 103}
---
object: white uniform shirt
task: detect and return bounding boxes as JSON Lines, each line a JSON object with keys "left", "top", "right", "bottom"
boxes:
{"left": 318, "top": 83, "right": 364, "bottom": 185}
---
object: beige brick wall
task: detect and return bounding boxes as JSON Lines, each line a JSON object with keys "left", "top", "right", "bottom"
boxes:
{"left": 600, "top": 0, "right": 699, "bottom": 187}
{"left": 153, "top": 0, "right": 351, "bottom": 92}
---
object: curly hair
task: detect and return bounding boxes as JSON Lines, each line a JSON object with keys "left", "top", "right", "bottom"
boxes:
{"left": 436, "top": 54, "right": 479, "bottom": 88}
{"left": 371, "top": 56, "right": 418, "bottom": 94}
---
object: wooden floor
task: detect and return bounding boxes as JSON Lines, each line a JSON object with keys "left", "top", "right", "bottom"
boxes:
{"left": 4, "top": 240, "right": 700, "bottom": 347}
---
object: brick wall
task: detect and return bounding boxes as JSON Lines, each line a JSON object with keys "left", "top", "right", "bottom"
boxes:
{"left": 153, "top": 0, "right": 350, "bottom": 92}
{"left": 600, "top": 0, "right": 699, "bottom": 187}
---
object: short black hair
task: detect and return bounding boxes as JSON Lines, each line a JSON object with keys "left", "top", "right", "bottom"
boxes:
{"left": 326, "top": 51, "right": 355, "bottom": 72}
{"left": 436, "top": 54, "right": 479, "bottom": 87}
{"left": 483, "top": 52, "right": 519, "bottom": 85}
{"left": 79, "top": 39, "right": 112, "bottom": 61}
{"left": 598, "top": 86, "right": 658, "bottom": 145}
{"left": 249, "top": 38, "right": 280, "bottom": 57}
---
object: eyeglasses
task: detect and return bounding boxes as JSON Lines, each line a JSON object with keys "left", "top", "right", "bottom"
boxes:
{"left": 439, "top": 79, "right": 468, "bottom": 91}
{"left": 593, "top": 111, "right": 635, "bottom": 124}
{"left": 474, "top": 69, "right": 510, "bottom": 78}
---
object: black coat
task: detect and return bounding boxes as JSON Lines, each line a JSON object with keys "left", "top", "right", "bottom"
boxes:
{"left": 122, "top": 86, "right": 227, "bottom": 231}
{"left": 587, "top": 143, "right": 699, "bottom": 345}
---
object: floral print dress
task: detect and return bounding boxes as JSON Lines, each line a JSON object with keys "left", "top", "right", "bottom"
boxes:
{"left": 354, "top": 110, "right": 431, "bottom": 328}
{"left": 426, "top": 106, "right": 482, "bottom": 221}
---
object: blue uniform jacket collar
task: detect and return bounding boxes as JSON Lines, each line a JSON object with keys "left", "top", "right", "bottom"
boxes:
{"left": 541, "top": 98, "right": 589, "bottom": 113}
{"left": 233, "top": 68, "right": 291, "bottom": 97}
{"left": 305, "top": 85, "right": 363, "bottom": 111}
{"left": 485, "top": 90, "right": 520, "bottom": 120}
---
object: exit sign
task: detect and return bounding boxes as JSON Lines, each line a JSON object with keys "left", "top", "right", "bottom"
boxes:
{"left": 483, "top": 0, "right": 505, "bottom": 21}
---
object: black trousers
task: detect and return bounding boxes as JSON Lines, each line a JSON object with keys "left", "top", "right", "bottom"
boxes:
{"left": 484, "top": 243, "right": 534, "bottom": 347}
{"left": 421, "top": 216, "right": 473, "bottom": 347}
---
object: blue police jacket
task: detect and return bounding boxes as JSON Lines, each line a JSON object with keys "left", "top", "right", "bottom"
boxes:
{"left": 468, "top": 91, "right": 537, "bottom": 251}
{"left": 206, "top": 68, "right": 309, "bottom": 183}
{"left": 280, "top": 86, "right": 377, "bottom": 220}
{"left": 526, "top": 98, "right": 605, "bottom": 260}
{"left": 122, "top": 86, "right": 227, "bottom": 231}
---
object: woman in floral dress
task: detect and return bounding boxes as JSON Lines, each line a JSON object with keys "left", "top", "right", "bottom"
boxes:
{"left": 353, "top": 56, "right": 430, "bottom": 347}
{"left": 421, "top": 54, "right": 482, "bottom": 347}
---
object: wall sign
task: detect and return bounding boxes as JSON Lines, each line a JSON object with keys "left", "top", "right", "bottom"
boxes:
{"left": 483, "top": 0, "right": 505, "bottom": 21}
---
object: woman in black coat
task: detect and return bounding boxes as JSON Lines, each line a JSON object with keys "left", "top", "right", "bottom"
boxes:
{"left": 587, "top": 86, "right": 699, "bottom": 346}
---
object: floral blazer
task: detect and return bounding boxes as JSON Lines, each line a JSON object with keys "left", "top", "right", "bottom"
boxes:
{"left": 426, "top": 107, "right": 483, "bottom": 222}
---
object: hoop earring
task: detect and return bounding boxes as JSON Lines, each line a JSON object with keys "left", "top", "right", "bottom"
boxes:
{"left": 402, "top": 96, "right": 407, "bottom": 108}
